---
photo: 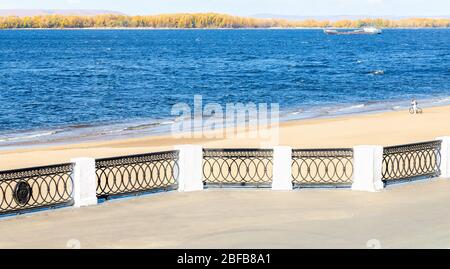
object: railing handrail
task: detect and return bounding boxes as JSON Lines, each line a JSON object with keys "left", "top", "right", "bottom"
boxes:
{"left": 203, "top": 148, "right": 273, "bottom": 159}
{"left": 203, "top": 148, "right": 273, "bottom": 152}
{"left": 0, "top": 163, "right": 74, "bottom": 180}
{"left": 383, "top": 140, "right": 441, "bottom": 150}
{"left": 292, "top": 148, "right": 353, "bottom": 151}
{"left": 292, "top": 148, "right": 353, "bottom": 157}
{"left": 95, "top": 150, "right": 179, "bottom": 163}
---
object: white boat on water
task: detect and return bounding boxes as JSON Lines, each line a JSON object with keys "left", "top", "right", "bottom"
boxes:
{"left": 324, "top": 26, "right": 382, "bottom": 35}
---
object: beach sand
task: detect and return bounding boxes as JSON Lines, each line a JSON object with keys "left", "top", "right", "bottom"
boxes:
{"left": 1, "top": 105, "right": 450, "bottom": 170}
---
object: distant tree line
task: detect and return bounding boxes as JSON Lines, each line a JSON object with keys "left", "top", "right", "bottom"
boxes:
{"left": 0, "top": 13, "right": 449, "bottom": 29}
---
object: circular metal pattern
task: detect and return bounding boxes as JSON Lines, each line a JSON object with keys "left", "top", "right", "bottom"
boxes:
{"left": 0, "top": 163, "right": 74, "bottom": 215}
{"left": 13, "top": 181, "right": 32, "bottom": 205}
{"left": 202, "top": 149, "right": 273, "bottom": 186}
{"left": 382, "top": 140, "right": 441, "bottom": 182}
{"left": 291, "top": 149, "right": 353, "bottom": 186}
{"left": 0, "top": 142, "right": 442, "bottom": 215}
{"left": 95, "top": 151, "right": 179, "bottom": 198}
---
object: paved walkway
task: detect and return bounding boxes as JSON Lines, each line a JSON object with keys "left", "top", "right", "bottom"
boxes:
{"left": 1, "top": 179, "right": 450, "bottom": 248}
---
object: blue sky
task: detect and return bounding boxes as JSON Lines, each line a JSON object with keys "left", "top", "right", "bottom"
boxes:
{"left": 0, "top": 0, "right": 448, "bottom": 16}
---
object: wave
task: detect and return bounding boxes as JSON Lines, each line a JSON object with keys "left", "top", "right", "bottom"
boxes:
{"left": 334, "top": 104, "right": 365, "bottom": 112}
{"left": 123, "top": 120, "right": 176, "bottom": 131}
{"left": 0, "top": 130, "right": 59, "bottom": 142}
{"left": 433, "top": 96, "right": 450, "bottom": 104}
{"left": 368, "top": 70, "right": 385, "bottom": 75}
{"left": 67, "top": 124, "right": 93, "bottom": 129}
{"left": 98, "top": 128, "right": 127, "bottom": 135}
{"left": 160, "top": 120, "right": 176, "bottom": 125}
{"left": 124, "top": 123, "right": 161, "bottom": 131}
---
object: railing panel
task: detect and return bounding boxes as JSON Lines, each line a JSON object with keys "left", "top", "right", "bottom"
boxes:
{"left": 203, "top": 149, "right": 273, "bottom": 187}
{"left": 292, "top": 149, "right": 353, "bottom": 187}
{"left": 96, "top": 150, "right": 179, "bottom": 198}
{"left": 382, "top": 140, "right": 441, "bottom": 182}
{"left": 0, "top": 163, "right": 74, "bottom": 216}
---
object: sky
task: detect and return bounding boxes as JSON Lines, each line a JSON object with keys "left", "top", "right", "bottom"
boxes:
{"left": 0, "top": 0, "right": 449, "bottom": 16}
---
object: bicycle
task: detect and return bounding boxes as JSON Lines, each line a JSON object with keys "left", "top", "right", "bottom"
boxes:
{"left": 409, "top": 107, "right": 423, "bottom": 114}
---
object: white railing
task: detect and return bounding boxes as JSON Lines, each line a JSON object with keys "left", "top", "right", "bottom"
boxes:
{"left": 1, "top": 136, "right": 450, "bottom": 218}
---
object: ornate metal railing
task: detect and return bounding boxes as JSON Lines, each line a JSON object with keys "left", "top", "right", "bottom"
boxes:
{"left": 96, "top": 150, "right": 179, "bottom": 199}
{"left": 292, "top": 149, "right": 354, "bottom": 187}
{"left": 0, "top": 163, "right": 74, "bottom": 216}
{"left": 382, "top": 140, "right": 441, "bottom": 183}
{"left": 203, "top": 149, "right": 273, "bottom": 187}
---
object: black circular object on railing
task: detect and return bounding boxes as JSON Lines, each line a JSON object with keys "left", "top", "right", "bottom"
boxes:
{"left": 14, "top": 181, "right": 32, "bottom": 206}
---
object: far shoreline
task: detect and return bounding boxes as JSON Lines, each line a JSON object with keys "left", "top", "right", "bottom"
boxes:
{"left": 2, "top": 27, "right": 450, "bottom": 30}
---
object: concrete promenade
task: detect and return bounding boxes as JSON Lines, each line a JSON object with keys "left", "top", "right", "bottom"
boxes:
{"left": 1, "top": 179, "right": 449, "bottom": 249}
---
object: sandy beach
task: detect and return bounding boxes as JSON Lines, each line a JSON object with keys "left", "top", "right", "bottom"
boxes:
{"left": 1, "top": 105, "right": 450, "bottom": 170}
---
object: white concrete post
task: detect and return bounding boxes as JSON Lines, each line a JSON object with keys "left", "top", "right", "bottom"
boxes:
{"left": 175, "top": 145, "right": 204, "bottom": 192}
{"left": 352, "top": 145, "right": 384, "bottom": 192}
{"left": 272, "top": 146, "right": 293, "bottom": 190}
{"left": 436, "top": 136, "right": 450, "bottom": 178}
{"left": 71, "top": 158, "right": 97, "bottom": 207}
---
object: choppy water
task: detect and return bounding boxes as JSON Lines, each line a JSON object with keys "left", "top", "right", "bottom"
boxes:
{"left": 0, "top": 29, "right": 449, "bottom": 148}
